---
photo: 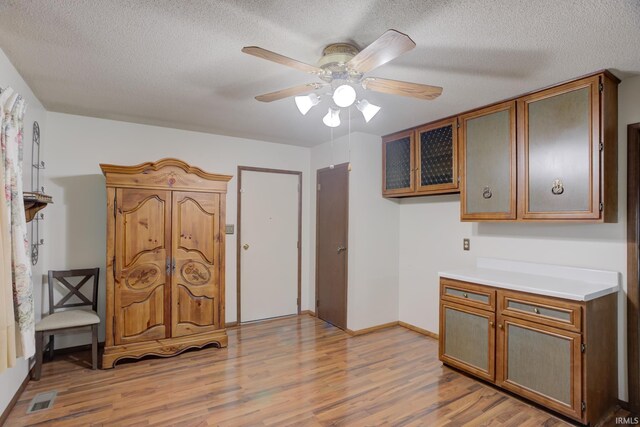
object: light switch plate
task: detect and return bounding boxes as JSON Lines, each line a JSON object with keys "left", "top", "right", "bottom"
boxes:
{"left": 463, "top": 238, "right": 470, "bottom": 251}
{"left": 225, "top": 224, "right": 234, "bottom": 234}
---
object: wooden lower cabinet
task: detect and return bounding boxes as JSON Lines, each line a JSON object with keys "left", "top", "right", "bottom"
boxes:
{"left": 439, "top": 301, "right": 495, "bottom": 382}
{"left": 496, "top": 315, "right": 582, "bottom": 420}
{"left": 439, "top": 278, "right": 617, "bottom": 425}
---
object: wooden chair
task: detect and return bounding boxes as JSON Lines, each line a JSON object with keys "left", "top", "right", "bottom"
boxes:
{"left": 32, "top": 268, "right": 100, "bottom": 380}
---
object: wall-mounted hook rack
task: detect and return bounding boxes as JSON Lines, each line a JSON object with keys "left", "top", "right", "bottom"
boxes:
{"left": 28, "top": 121, "right": 51, "bottom": 265}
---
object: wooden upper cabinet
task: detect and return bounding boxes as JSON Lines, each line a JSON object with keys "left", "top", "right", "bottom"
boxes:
{"left": 382, "top": 130, "right": 415, "bottom": 196}
{"left": 416, "top": 118, "right": 459, "bottom": 194}
{"left": 382, "top": 119, "right": 459, "bottom": 197}
{"left": 459, "top": 101, "right": 517, "bottom": 221}
{"left": 519, "top": 75, "right": 606, "bottom": 221}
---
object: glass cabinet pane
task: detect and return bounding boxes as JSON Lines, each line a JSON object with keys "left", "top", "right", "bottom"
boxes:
{"left": 527, "top": 86, "right": 591, "bottom": 213}
{"left": 506, "top": 323, "right": 572, "bottom": 405}
{"left": 420, "top": 124, "right": 454, "bottom": 187}
{"left": 465, "top": 109, "right": 512, "bottom": 214}
{"left": 444, "top": 306, "right": 489, "bottom": 372}
{"left": 385, "top": 136, "right": 412, "bottom": 190}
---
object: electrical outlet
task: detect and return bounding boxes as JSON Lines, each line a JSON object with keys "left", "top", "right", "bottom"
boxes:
{"left": 463, "top": 238, "right": 470, "bottom": 251}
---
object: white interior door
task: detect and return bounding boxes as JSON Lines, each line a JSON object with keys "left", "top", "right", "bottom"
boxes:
{"left": 240, "top": 170, "right": 299, "bottom": 322}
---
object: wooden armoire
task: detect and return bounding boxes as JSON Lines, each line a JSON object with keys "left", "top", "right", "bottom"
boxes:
{"left": 100, "top": 159, "right": 232, "bottom": 368}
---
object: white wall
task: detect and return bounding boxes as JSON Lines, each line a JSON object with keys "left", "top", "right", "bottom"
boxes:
{"left": 398, "top": 75, "right": 640, "bottom": 401}
{"left": 43, "top": 112, "right": 311, "bottom": 347}
{"left": 309, "top": 132, "right": 400, "bottom": 330}
{"left": 0, "top": 48, "right": 48, "bottom": 416}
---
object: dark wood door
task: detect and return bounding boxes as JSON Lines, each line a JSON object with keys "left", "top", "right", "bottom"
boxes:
{"left": 114, "top": 188, "right": 171, "bottom": 345}
{"left": 171, "top": 191, "right": 221, "bottom": 337}
{"left": 316, "top": 163, "right": 349, "bottom": 329}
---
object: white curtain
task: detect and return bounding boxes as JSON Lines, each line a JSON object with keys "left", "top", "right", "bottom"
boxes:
{"left": 0, "top": 87, "right": 34, "bottom": 373}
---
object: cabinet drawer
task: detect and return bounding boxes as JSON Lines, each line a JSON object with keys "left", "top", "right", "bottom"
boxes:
{"left": 440, "top": 279, "right": 495, "bottom": 311}
{"left": 498, "top": 290, "right": 582, "bottom": 333}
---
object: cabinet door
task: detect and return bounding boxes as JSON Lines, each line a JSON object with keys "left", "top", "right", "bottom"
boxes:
{"left": 114, "top": 188, "right": 171, "bottom": 345}
{"left": 171, "top": 191, "right": 221, "bottom": 337}
{"left": 439, "top": 301, "right": 495, "bottom": 382}
{"left": 518, "top": 76, "right": 600, "bottom": 220}
{"left": 497, "top": 315, "right": 583, "bottom": 421}
{"left": 460, "top": 101, "right": 516, "bottom": 220}
{"left": 382, "top": 130, "right": 415, "bottom": 196}
{"left": 416, "top": 118, "right": 458, "bottom": 194}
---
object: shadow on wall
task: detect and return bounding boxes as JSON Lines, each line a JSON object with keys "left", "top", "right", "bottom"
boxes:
{"left": 398, "top": 192, "right": 624, "bottom": 243}
{"left": 49, "top": 174, "right": 107, "bottom": 267}
{"left": 44, "top": 174, "right": 107, "bottom": 344}
{"left": 474, "top": 221, "right": 624, "bottom": 243}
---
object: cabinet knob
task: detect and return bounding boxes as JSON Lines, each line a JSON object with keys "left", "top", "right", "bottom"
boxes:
{"left": 463, "top": 293, "right": 468, "bottom": 298}
{"left": 534, "top": 307, "right": 540, "bottom": 314}
{"left": 489, "top": 321, "right": 494, "bottom": 327}
{"left": 498, "top": 324, "right": 503, "bottom": 329}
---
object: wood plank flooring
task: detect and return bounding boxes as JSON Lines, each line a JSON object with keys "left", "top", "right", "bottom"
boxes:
{"left": 4, "top": 315, "right": 601, "bottom": 426}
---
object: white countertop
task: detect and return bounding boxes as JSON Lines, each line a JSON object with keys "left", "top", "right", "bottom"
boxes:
{"left": 439, "top": 258, "right": 620, "bottom": 302}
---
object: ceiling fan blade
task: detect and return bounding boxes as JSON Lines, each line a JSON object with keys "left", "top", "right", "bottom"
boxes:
{"left": 347, "top": 29, "right": 416, "bottom": 74}
{"left": 255, "top": 83, "right": 326, "bottom": 102}
{"left": 242, "top": 46, "right": 324, "bottom": 75}
{"left": 362, "top": 77, "right": 442, "bottom": 100}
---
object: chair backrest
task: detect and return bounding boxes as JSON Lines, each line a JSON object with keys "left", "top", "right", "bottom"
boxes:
{"left": 47, "top": 268, "right": 100, "bottom": 314}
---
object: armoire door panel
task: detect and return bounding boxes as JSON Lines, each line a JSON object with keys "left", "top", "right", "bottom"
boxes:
{"left": 121, "top": 193, "right": 168, "bottom": 267}
{"left": 172, "top": 191, "right": 220, "bottom": 337}
{"left": 114, "top": 189, "right": 171, "bottom": 345}
{"left": 121, "top": 285, "right": 166, "bottom": 340}
{"left": 177, "top": 285, "right": 217, "bottom": 327}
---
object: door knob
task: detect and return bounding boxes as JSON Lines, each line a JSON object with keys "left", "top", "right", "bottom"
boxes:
{"left": 243, "top": 244, "right": 250, "bottom": 250}
{"left": 337, "top": 246, "right": 347, "bottom": 254}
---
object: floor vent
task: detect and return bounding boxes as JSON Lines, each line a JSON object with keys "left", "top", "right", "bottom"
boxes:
{"left": 26, "top": 391, "right": 57, "bottom": 414}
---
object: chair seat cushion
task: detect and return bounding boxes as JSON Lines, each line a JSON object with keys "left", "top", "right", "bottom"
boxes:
{"left": 36, "top": 309, "right": 100, "bottom": 331}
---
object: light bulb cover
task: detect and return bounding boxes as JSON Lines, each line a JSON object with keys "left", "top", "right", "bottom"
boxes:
{"left": 356, "top": 99, "right": 381, "bottom": 123}
{"left": 294, "top": 93, "right": 320, "bottom": 115}
{"left": 332, "top": 84, "right": 356, "bottom": 108}
{"left": 322, "top": 108, "right": 341, "bottom": 128}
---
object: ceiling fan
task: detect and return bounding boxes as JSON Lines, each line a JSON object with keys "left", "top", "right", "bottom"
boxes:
{"left": 241, "top": 29, "right": 442, "bottom": 126}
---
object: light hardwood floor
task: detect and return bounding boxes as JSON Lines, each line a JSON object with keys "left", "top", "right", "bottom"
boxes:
{"left": 5, "top": 315, "right": 612, "bottom": 426}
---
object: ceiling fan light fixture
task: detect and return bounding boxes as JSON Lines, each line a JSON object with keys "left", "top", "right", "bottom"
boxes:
{"left": 322, "top": 108, "right": 341, "bottom": 128}
{"left": 356, "top": 99, "right": 381, "bottom": 122}
{"left": 294, "top": 93, "right": 321, "bottom": 115}
{"left": 332, "top": 84, "right": 356, "bottom": 108}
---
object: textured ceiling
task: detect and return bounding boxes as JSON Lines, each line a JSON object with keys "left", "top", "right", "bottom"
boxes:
{"left": 0, "top": 0, "right": 639, "bottom": 147}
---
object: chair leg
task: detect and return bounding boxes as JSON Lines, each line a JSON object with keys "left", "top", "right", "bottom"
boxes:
{"left": 48, "top": 334, "right": 55, "bottom": 361}
{"left": 32, "top": 331, "right": 43, "bottom": 381}
{"left": 91, "top": 324, "right": 98, "bottom": 370}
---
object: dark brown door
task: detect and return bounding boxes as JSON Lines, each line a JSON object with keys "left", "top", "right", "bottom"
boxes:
{"left": 316, "top": 163, "right": 349, "bottom": 329}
